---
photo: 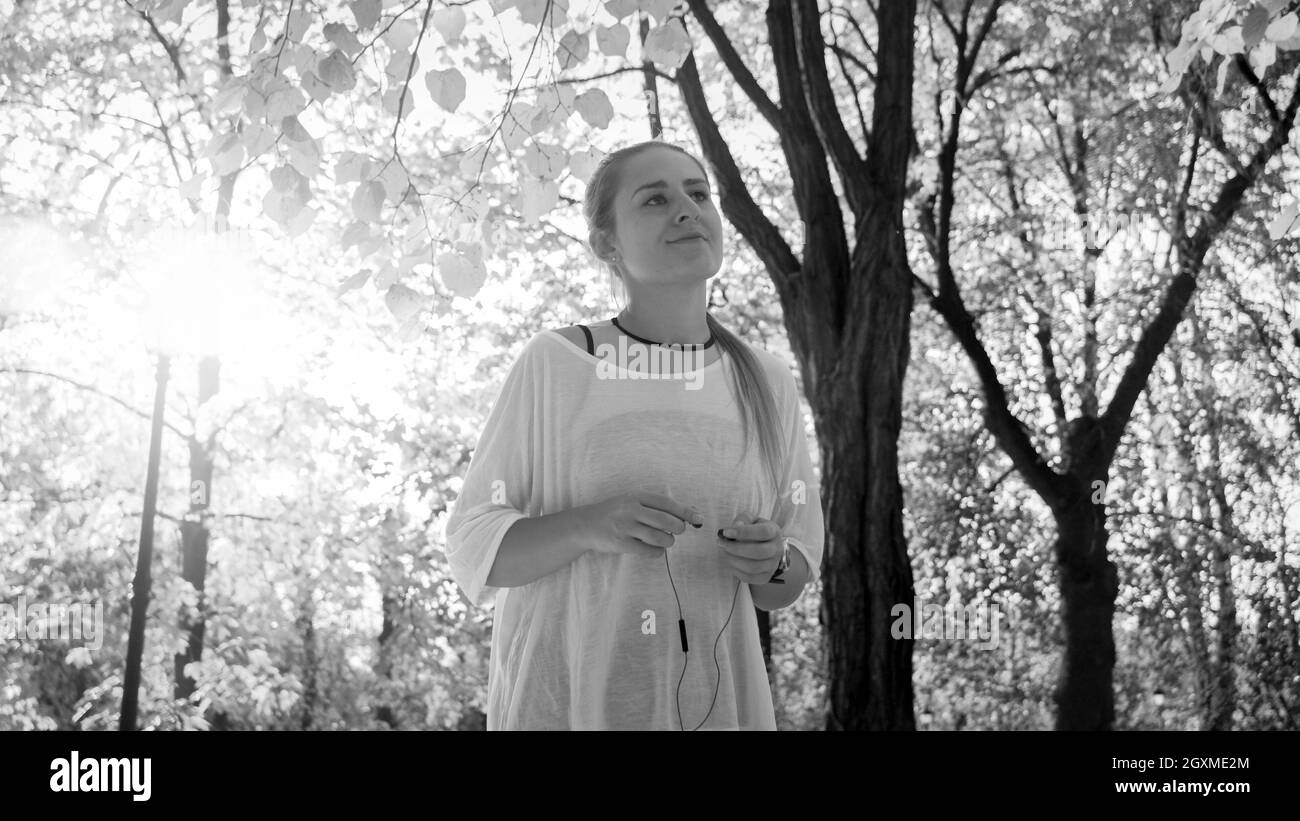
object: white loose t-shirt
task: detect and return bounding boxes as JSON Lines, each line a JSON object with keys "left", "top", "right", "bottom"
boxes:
{"left": 442, "top": 329, "right": 824, "bottom": 730}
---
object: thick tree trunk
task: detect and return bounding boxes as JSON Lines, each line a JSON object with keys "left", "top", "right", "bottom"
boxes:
{"left": 1051, "top": 475, "right": 1117, "bottom": 730}
{"left": 820, "top": 215, "right": 915, "bottom": 731}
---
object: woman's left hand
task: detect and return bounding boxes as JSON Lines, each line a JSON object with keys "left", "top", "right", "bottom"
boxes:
{"left": 716, "top": 516, "right": 784, "bottom": 584}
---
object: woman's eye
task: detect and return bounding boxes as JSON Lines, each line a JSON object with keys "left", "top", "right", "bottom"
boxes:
{"left": 645, "top": 192, "right": 710, "bottom": 205}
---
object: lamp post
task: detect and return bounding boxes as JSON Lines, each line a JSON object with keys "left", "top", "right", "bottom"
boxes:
{"left": 120, "top": 352, "right": 169, "bottom": 731}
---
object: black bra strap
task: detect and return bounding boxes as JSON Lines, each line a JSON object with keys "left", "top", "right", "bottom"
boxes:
{"left": 579, "top": 325, "right": 594, "bottom": 355}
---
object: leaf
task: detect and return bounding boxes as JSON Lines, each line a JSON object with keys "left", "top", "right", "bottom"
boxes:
{"left": 1266, "top": 13, "right": 1298, "bottom": 41}
{"left": 280, "top": 115, "right": 313, "bottom": 143}
{"left": 382, "top": 86, "right": 417, "bottom": 117}
{"left": 385, "top": 283, "right": 426, "bottom": 322}
{"left": 383, "top": 18, "right": 419, "bottom": 52}
{"left": 352, "top": 180, "right": 386, "bottom": 223}
{"left": 179, "top": 172, "right": 206, "bottom": 201}
{"left": 211, "top": 139, "right": 245, "bottom": 177}
{"left": 153, "top": 0, "right": 187, "bottom": 26}
{"left": 517, "top": 0, "right": 569, "bottom": 26}
{"left": 397, "top": 313, "right": 424, "bottom": 342}
{"left": 384, "top": 50, "right": 419, "bottom": 83}
{"left": 300, "top": 71, "right": 332, "bottom": 103}
{"left": 264, "top": 81, "right": 306, "bottom": 122}
{"left": 501, "top": 102, "right": 538, "bottom": 149}
{"left": 574, "top": 88, "right": 613, "bottom": 128}
{"left": 641, "top": 0, "right": 678, "bottom": 24}
{"left": 213, "top": 80, "right": 245, "bottom": 115}
{"left": 336, "top": 270, "right": 370, "bottom": 295}
{"left": 425, "top": 68, "right": 466, "bottom": 112}
{"left": 350, "top": 0, "right": 381, "bottom": 31}
{"left": 341, "top": 221, "right": 372, "bottom": 251}
{"left": 335, "top": 151, "right": 372, "bottom": 184}
{"left": 437, "top": 251, "right": 486, "bottom": 298}
{"left": 522, "top": 141, "right": 567, "bottom": 179}
{"left": 1211, "top": 26, "right": 1245, "bottom": 56}
{"left": 291, "top": 43, "right": 316, "bottom": 76}
{"left": 323, "top": 22, "right": 363, "bottom": 56}
{"left": 642, "top": 19, "right": 692, "bottom": 69}
{"left": 204, "top": 130, "right": 239, "bottom": 159}
{"left": 242, "top": 123, "right": 277, "bottom": 157}
{"left": 1266, "top": 201, "right": 1299, "bottom": 240}
{"left": 286, "top": 205, "right": 316, "bottom": 238}
{"left": 318, "top": 50, "right": 357, "bottom": 91}
{"left": 519, "top": 177, "right": 559, "bottom": 223}
{"left": 458, "top": 143, "right": 492, "bottom": 178}
{"left": 568, "top": 146, "right": 606, "bottom": 183}
{"left": 1243, "top": 5, "right": 1270, "bottom": 49}
{"left": 379, "top": 162, "right": 410, "bottom": 204}
{"left": 433, "top": 6, "right": 467, "bottom": 43}
{"left": 374, "top": 259, "right": 399, "bottom": 289}
{"left": 270, "top": 164, "right": 304, "bottom": 192}
{"left": 285, "top": 5, "right": 311, "bottom": 42}
{"left": 596, "top": 23, "right": 630, "bottom": 58}
{"left": 557, "top": 29, "right": 590, "bottom": 70}
{"left": 1249, "top": 40, "right": 1276, "bottom": 76}
{"left": 604, "top": 0, "right": 636, "bottom": 19}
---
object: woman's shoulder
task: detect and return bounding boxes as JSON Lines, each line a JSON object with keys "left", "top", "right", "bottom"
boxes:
{"left": 739, "top": 342, "right": 799, "bottom": 393}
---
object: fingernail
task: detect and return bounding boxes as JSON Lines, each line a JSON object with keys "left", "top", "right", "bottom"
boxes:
{"left": 719, "top": 528, "right": 735, "bottom": 539}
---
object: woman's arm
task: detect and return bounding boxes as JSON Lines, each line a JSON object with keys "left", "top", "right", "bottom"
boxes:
{"left": 485, "top": 493, "right": 700, "bottom": 588}
{"left": 485, "top": 508, "right": 595, "bottom": 588}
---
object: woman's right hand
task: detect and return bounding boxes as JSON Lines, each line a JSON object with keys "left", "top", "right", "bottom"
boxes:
{"left": 577, "top": 492, "right": 705, "bottom": 558}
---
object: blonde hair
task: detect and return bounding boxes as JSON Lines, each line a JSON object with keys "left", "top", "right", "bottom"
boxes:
{"left": 581, "top": 139, "right": 784, "bottom": 498}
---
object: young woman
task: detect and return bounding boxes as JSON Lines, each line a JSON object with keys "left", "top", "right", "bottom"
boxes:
{"left": 443, "top": 140, "right": 824, "bottom": 730}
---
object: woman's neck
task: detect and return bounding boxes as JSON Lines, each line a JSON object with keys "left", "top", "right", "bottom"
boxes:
{"left": 616, "top": 307, "right": 710, "bottom": 346}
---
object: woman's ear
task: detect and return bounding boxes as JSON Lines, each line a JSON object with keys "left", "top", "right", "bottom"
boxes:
{"left": 590, "top": 229, "right": 619, "bottom": 263}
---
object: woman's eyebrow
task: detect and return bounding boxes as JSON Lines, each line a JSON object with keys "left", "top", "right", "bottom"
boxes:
{"left": 629, "top": 178, "right": 710, "bottom": 199}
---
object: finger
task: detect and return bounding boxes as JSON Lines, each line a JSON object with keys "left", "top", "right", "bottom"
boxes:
{"left": 717, "top": 518, "right": 780, "bottom": 543}
{"left": 638, "top": 505, "right": 689, "bottom": 536}
{"left": 722, "top": 555, "right": 774, "bottom": 584}
{"left": 633, "top": 524, "right": 675, "bottom": 549}
{"left": 717, "top": 535, "right": 779, "bottom": 561}
{"left": 616, "top": 535, "right": 668, "bottom": 558}
{"left": 639, "top": 493, "right": 704, "bottom": 529}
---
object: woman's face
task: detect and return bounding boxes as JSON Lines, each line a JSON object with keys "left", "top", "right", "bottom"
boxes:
{"left": 604, "top": 147, "right": 724, "bottom": 285}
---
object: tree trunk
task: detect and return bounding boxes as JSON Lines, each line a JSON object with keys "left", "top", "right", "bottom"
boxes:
{"left": 173, "top": 355, "right": 218, "bottom": 699}
{"left": 374, "top": 590, "right": 400, "bottom": 729}
{"left": 297, "top": 594, "right": 318, "bottom": 730}
{"left": 1051, "top": 477, "right": 1118, "bottom": 730}
{"left": 819, "top": 217, "right": 916, "bottom": 730}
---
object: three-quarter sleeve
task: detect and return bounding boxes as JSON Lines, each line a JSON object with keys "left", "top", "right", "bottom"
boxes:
{"left": 769, "top": 365, "right": 825, "bottom": 589}
{"left": 442, "top": 336, "right": 543, "bottom": 609}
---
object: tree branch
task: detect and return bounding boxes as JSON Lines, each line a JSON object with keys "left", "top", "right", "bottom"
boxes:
{"left": 792, "top": 0, "right": 871, "bottom": 221}
{"left": 683, "top": 0, "right": 784, "bottom": 130}
{"left": 5, "top": 367, "right": 190, "bottom": 439}
{"left": 1101, "top": 62, "right": 1300, "bottom": 465}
